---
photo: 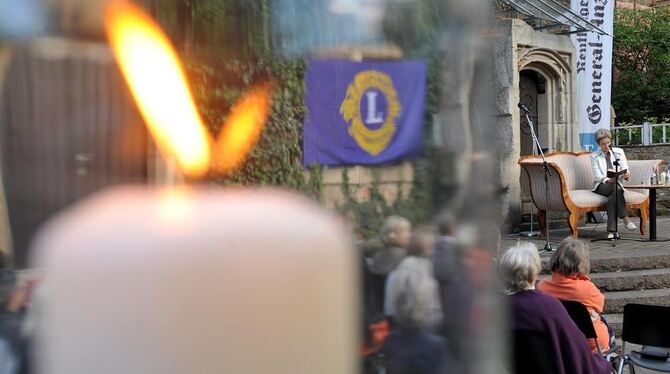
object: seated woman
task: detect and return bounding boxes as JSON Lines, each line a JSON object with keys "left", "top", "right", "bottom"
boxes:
{"left": 500, "top": 243, "right": 612, "bottom": 374}
{"left": 590, "top": 128, "right": 637, "bottom": 239}
{"left": 538, "top": 237, "right": 612, "bottom": 352}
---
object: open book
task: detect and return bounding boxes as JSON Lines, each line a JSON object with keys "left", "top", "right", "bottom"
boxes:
{"left": 607, "top": 169, "right": 628, "bottom": 178}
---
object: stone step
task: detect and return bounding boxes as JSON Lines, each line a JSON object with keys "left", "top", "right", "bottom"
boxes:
{"left": 518, "top": 218, "right": 572, "bottom": 232}
{"left": 591, "top": 253, "right": 670, "bottom": 273}
{"left": 602, "top": 313, "right": 623, "bottom": 337}
{"left": 603, "top": 288, "right": 670, "bottom": 314}
{"left": 542, "top": 252, "right": 670, "bottom": 274}
{"left": 590, "top": 268, "right": 670, "bottom": 292}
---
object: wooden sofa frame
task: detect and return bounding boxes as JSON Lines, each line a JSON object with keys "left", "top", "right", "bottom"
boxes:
{"left": 519, "top": 151, "right": 660, "bottom": 238}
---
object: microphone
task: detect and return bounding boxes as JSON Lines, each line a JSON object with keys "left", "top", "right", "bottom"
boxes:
{"left": 518, "top": 103, "right": 530, "bottom": 113}
{"left": 608, "top": 144, "right": 621, "bottom": 168}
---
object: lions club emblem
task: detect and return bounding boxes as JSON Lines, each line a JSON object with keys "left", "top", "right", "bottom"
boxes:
{"left": 340, "top": 71, "right": 401, "bottom": 156}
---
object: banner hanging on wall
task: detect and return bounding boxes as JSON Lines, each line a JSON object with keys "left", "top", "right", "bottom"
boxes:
{"left": 303, "top": 59, "right": 426, "bottom": 166}
{"left": 572, "top": 0, "right": 614, "bottom": 151}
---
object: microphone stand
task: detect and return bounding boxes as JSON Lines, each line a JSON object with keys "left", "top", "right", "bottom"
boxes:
{"left": 520, "top": 142, "right": 540, "bottom": 238}
{"left": 521, "top": 107, "right": 553, "bottom": 252}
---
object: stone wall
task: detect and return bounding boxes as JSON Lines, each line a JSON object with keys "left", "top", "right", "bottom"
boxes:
{"left": 0, "top": 47, "right": 12, "bottom": 259}
{"left": 320, "top": 162, "right": 414, "bottom": 209}
{"left": 621, "top": 145, "right": 670, "bottom": 166}
{"left": 494, "top": 19, "right": 579, "bottom": 226}
{"left": 621, "top": 144, "right": 670, "bottom": 210}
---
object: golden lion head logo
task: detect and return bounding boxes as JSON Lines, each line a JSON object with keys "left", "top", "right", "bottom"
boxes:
{"left": 340, "top": 71, "right": 401, "bottom": 156}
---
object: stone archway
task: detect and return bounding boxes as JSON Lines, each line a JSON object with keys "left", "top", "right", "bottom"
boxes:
{"left": 518, "top": 47, "right": 577, "bottom": 153}
{"left": 493, "top": 19, "right": 579, "bottom": 229}
{"left": 515, "top": 47, "right": 578, "bottom": 224}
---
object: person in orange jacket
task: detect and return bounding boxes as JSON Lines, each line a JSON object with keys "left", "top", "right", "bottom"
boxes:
{"left": 538, "top": 237, "right": 613, "bottom": 352}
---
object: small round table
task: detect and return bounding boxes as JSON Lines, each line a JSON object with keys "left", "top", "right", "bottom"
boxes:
{"left": 625, "top": 184, "right": 670, "bottom": 241}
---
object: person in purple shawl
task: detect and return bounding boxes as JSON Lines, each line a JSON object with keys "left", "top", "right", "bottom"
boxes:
{"left": 499, "top": 243, "right": 612, "bottom": 374}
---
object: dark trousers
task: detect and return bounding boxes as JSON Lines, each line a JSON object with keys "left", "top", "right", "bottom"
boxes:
{"left": 594, "top": 182, "right": 626, "bottom": 232}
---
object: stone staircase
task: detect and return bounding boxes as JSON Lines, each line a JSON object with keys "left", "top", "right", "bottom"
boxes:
{"left": 542, "top": 245, "right": 670, "bottom": 336}
{"left": 598, "top": 268, "right": 670, "bottom": 336}
{"left": 507, "top": 218, "right": 670, "bottom": 337}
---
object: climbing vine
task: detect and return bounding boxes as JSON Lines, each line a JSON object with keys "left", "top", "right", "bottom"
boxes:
{"left": 145, "top": 0, "right": 446, "bottom": 229}
{"left": 338, "top": 157, "right": 436, "bottom": 239}
{"left": 186, "top": 58, "right": 322, "bottom": 197}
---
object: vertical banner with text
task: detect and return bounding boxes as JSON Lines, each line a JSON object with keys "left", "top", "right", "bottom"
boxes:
{"left": 571, "top": 0, "right": 614, "bottom": 151}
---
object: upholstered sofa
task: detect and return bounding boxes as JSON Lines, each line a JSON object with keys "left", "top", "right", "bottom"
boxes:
{"left": 518, "top": 152, "right": 662, "bottom": 237}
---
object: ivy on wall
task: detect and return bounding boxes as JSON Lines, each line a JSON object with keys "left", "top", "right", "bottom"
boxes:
{"left": 141, "top": 0, "right": 445, "bottom": 237}
{"left": 186, "top": 58, "right": 322, "bottom": 198}
{"left": 338, "top": 157, "right": 436, "bottom": 239}
{"left": 337, "top": 54, "right": 443, "bottom": 238}
{"left": 187, "top": 53, "right": 439, "bottom": 237}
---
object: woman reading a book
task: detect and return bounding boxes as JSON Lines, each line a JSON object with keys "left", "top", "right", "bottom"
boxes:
{"left": 590, "top": 128, "right": 636, "bottom": 239}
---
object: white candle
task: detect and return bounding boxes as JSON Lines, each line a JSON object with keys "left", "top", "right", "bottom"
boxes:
{"left": 32, "top": 186, "right": 357, "bottom": 374}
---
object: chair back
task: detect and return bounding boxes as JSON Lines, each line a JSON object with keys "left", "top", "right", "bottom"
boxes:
{"left": 560, "top": 300, "right": 598, "bottom": 340}
{"left": 622, "top": 303, "right": 670, "bottom": 348}
{"left": 547, "top": 153, "right": 593, "bottom": 191}
{"left": 627, "top": 160, "right": 664, "bottom": 196}
{"left": 513, "top": 330, "right": 560, "bottom": 374}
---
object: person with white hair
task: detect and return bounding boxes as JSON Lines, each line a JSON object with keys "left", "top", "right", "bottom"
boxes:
{"left": 590, "top": 128, "right": 636, "bottom": 239}
{"left": 367, "top": 216, "right": 411, "bottom": 317}
{"left": 384, "top": 231, "right": 442, "bottom": 329}
{"left": 500, "top": 243, "right": 611, "bottom": 374}
{"left": 382, "top": 257, "right": 448, "bottom": 374}
{"left": 370, "top": 216, "right": 412, "bottom": 275}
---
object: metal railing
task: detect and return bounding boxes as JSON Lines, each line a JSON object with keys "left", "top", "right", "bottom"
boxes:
{"left": 613, "top": 122, "right": 670, "bottom": 146}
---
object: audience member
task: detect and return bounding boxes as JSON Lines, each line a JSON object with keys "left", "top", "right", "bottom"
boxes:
{"left": 385, "top": 230, "right": 441, "bottom": 329}
{"left": 432, "top": 213, "right": 470, "bottom": 370}
{"left": 382, "top": 259, "right": 449, "bottom": 374}
{"left": 432, "top": 212, "right": 459, "bottom": 284}
{"left": 499, "top": 243, "right": 612, "bottom": 374}
{"left": 538, "top": 237, "right": 613, "bottom": 352}
{"left": 368, "top": 216, "right": 411, "bottom": 316}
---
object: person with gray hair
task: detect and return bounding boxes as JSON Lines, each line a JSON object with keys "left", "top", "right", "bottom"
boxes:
{"left": 500, "top": 244, "right": 612, "bottom": 374}
{"left": 370, "top": 216, "right": 411, "bottom": 275}
{"left": 590, "top": 127, "right": 636, "bottom": 239}
{"left": 499, "top": 243, "right": 540, "bottom": 294}
{"left": 366, "top": 216, "right": 411, "bottom": 319}
{"left": 538, "top": 237, "right": 612, "bottom": 352}
{"left": 382, "top": 259, "right": 449, "bottom": 373}
{"left": 384, "top": 231, "right": 442, "bottom": 330}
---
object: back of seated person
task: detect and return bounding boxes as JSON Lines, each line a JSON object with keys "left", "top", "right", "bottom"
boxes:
{"left": 382, "top": 262, "right": 448, "bottom": 374}
{"left": 499, "top": 243, "right": 612, "bottom": 374}
{"left": 537, "top": 237, "right": 612, "bottom": 352}
{"left": 385, "top": 230, "right": 441, "bottom": 330}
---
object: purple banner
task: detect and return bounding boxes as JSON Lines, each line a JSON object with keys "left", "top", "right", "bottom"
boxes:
{"left": 303, "top": 59, "right": 426, "bottom": 166}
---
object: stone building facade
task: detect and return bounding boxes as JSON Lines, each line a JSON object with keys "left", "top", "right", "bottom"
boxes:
{"left": 494, "top": 18, "right": 580, "bottom": 226}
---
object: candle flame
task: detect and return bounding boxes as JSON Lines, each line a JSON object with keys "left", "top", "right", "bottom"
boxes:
{"left": 213, "top": 83, "right": 273, "bottom": 175}
{"left": 105, "top": 1, "right": 211, "bottom": 177}
{"left": 105, "top": 2, "right": 273, "bottom": 178}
